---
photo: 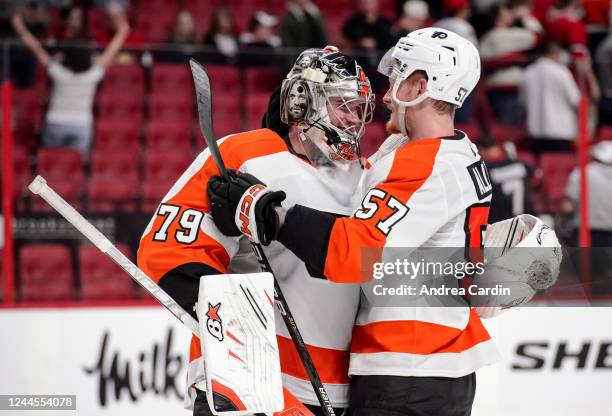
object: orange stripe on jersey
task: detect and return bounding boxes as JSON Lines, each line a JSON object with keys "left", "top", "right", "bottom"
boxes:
{"left": 324, "top": 139, "right": 442, "bottom": 283}
{"left": 138, "top": 129, "right": 287, "bottom": 282}
{"left": 276, "top": 335, "right": 350, "bottom": 384}
{"left": 351, "top": 309, "right": 491, "bottom": 355}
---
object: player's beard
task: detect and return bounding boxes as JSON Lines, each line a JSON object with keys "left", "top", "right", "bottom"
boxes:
{"left": 385, "top": 113, "right": 401, "bottom": 135}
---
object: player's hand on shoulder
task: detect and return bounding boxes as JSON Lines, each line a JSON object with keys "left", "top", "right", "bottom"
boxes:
{"left": 207, "top": 170, "right": 286, "bottom": 245}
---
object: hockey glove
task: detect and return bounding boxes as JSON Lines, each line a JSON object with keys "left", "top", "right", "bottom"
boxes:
{"left": 207, "top": 172, "right": 286, "bottom": 245}
{"left": 207, "top": 170, "right": 264, "bottom": 236}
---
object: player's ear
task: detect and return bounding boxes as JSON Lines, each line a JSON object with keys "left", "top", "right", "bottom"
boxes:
{"left": 417, "top": 76, "right": 428, "bottom": 96}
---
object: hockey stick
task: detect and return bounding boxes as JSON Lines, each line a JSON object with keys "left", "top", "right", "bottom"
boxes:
{"left": 28, "top": 175, "right": 199, "bottom": 333}
{"left": 190, "top": 59, "right": 336, "bottom": 416}
{"left": 28, "top": 175, "right": 314, "bottom": 416}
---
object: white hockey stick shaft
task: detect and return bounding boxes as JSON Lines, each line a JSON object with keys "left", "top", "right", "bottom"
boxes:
{"left": 27, "top": 175, "right": 199, "bottom": 335}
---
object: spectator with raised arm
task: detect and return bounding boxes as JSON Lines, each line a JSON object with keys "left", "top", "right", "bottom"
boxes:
{"left": 12, "top": 5, "right": 130, "bottom": 159}
{"left": 480, "top": 0, "right": 543, "bottom": 125}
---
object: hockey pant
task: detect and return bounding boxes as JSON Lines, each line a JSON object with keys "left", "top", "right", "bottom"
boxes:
{"left": 349, "top": 373, "right": 476, "bottom": 416}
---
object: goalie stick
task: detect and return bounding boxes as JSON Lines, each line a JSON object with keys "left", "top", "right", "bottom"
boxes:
{"left": 190, "top": 58, "right": 336, "bottom": 416}
{"left": 27, "top": 175, "right": 313, "bottom": 416}
{"left": 28, "top": 176, "right": 200, "bottom": 334}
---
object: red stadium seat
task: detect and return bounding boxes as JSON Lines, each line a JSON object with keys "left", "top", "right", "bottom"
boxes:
{"left": 197, "top": 120, "right": 240, "bottom": 143}
{"left": 456, "top": 124, "right": 481, "bottom": 141}
{"left": 13, "top": 88, "right": 42, "bottom": 124}
{"left": 1, "top": 147, "right": 30, "bottom": 211}
{"left": 136, "top": 12, "right": 176, "bottom": 43}
{"left": 210, "top": 95, "right": 243, "bottom": 139}
{"left": 12, "top": 147, "right": 31, "bottom": 198}
{"left": 595, "top": 126, "right": 612, "bottom": 142}
{"left": 490, "top": 123, "right": 526, "bottom": 147}
{"left": 143, "top": 149, "right": 192, "bottom": 183}
{"left": 517, "top": 151, "right": 537, "bottom": 170}
{"left": 87, "top": 9, "right": 108, "bottom": 40}
{"left": 146, "top": 121, "right": 193, "bottom": 152}
{"left": 98, "top": 93, "right": 144, "bottom": 124}
{"left": 87, "top": 178, "right": 137, "bottom": 213}
{"left": 94, "top": 120, "right": 141, "bottom": 153}
{"left": 141, "top": 150, "right": 192, "bottom": 211}
{"left": 135, "top": 0, "right": 179, "bottom": 13}
{"left": 140, "top": 178, "right": 176, "bottom": 213}
{"left": 540, "top": 153, "right": 577, "bottom": 213}
{"left": 20, "top": 244, "right": 74, "bottom": 301}
{"left": 149, "top": 93, "right": 194, "bottom": 124}
{"left": 151, "top": 64, "right": 194, "bottom": 97}
{"left": 13, "top": 88, "right": 43, "bottom": 150}
{"left": 99, "top": 64, "right": 144, "bottom": 96}
{"left": 34, "top": 148, "right": 84, "bottom": 212}
{"left": 206, "top": 66, "right": 241, "bottom": 95}
{"left": 186, "top": 0, "right": 214, "bottom": 37}
{"left": 245, "top": 93, "right": 271, "bottom": 130}
{"left": 79, "top": 244, "right": 135, "bottom": 300}
{"left": 379, "top": 0, "right": 397, "bottom": 19}
{"left": 324, "top": 10, "right": 353, "bottom": 44}
{"left": 245, "top": 68, "right": 282, "bottom": 95}
{"left": 90, "top": 150, "right": 139, "bottom": 185}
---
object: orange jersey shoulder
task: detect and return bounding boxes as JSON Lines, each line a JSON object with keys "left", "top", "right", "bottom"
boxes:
{"left": 138, "top": 128, "right": 287, "bottom": 285}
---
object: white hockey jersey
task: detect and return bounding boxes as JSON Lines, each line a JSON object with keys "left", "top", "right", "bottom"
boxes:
{"left": 349, "top": 131, "right": 501, "bottom": 377}
{"left": 138, "top": 129, "right": 361, "bottom": 408}
{"left": 277, "top": 131, "right": 501, "bottom": 378}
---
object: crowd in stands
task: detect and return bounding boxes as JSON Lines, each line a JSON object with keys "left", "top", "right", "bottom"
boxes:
{"left": 1, "top": 0, "right": 612, "bottom": 301}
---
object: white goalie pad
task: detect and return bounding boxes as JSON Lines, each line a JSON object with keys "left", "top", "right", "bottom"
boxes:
{"left": 196, "top": 272, "right": 284, "bottom": 415}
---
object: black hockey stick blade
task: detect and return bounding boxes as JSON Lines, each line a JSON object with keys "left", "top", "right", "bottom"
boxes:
{"left": 189, "top": 58, "right": 229, "bottom": 180}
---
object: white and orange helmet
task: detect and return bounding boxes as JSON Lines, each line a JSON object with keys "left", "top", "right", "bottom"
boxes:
{"left": 378, "top": 27, "right": 480, "bottom": 133}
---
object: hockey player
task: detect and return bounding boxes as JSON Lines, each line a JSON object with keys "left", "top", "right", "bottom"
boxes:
{"left": 207, "top": 28, "right": 501, "bottom": 415}
{"left": 137, "top": 47, "right": 375, "bottom": 415}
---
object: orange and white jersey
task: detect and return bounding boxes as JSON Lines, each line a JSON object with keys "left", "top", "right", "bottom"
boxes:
{"left": 277, "top": 131, "right": 501, "bottom": 378}
{"left": 137, "top": 129, "right": 361, "bottom": 408}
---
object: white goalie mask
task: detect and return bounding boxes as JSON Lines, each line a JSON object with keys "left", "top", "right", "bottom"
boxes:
{"left": 377, "top": 27, "right": 480, "bottom": 134}
{"left": 280, "top": 48, "right": 375, "bottom": 165}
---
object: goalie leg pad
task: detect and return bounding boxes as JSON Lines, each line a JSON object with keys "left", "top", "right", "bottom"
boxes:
{"left": 196, "top": 272, "right": 284, "bottom": 415}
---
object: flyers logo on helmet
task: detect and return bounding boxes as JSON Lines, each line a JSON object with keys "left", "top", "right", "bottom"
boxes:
{"left": 319, "top": 52, "right": 359, "bottom": 80}
{"left": 206, "top": 302, "right": 224, "bottom": 342}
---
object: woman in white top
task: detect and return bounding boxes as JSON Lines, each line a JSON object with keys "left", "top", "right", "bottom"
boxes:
{"left": 12, "top": 5, "right": 130, "bottom": 158}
